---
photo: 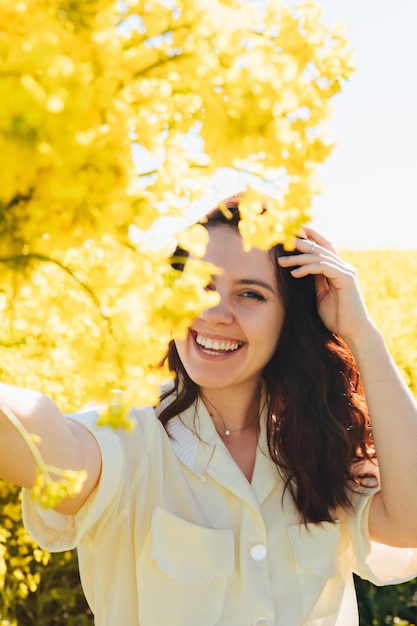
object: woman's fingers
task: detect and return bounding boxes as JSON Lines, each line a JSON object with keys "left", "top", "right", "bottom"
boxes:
{"left": 301, "top": 226, "right": 337, "bottom": 254}
{"left": 278, "top": 228, "right": 356, "bottom": 294}
{"left": 278, "top": 228, "right": 370, "bottom": 340}
{"left": 286, "top": 257, "right": 353, "bottom": 283}
{"left": 280, "top": 239, "right": 346, "bottom": 279}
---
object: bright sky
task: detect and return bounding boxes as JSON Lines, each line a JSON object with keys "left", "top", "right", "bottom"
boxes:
{"left": 211, "top": 0, "right": 417, "bottom": 250}
{"left": 305, "top": 0, "right": 417, "bottom": 249}
{"left": 140, "top": 1, "right": 417, "bottom": 250}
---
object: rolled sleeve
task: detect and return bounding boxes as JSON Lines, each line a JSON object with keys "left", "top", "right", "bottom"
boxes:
{"left": 22, "top": 409, "right": 124, "bottom": 552}
{"left": 347, "top": 486, "right": 417, "bottom": 585}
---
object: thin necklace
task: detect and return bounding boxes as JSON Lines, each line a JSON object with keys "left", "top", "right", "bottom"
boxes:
{"left": 202, "top": 394, "right": 259, "bottom": 437}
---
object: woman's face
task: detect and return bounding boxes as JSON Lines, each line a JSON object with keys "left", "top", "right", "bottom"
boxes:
{"left": 175, "top": 225, "right": 285, "bottom": 396}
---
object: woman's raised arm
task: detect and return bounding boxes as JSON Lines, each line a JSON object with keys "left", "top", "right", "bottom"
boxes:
{"left": 278, "top": 229, "right": 417, "bottom": 547}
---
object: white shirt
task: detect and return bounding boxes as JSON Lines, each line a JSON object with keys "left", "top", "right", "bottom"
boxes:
{"left": 22, "top": 396, "right": 417, "bottom": 626}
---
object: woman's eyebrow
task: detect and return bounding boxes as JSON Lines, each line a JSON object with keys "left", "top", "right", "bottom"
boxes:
{"left": 236, "top": 278, "right": 275, "bottom": 293}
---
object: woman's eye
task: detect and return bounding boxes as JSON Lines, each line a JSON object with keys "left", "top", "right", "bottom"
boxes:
{"left": 204, "top": 283, "right": 216, "bottom": 292}
{"left": 241, "top": 290, "right": 266, "bottom": 301}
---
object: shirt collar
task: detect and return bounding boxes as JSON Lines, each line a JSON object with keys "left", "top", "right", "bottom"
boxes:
{"left": 165, "top": 383, "right": 281, "bottom": 506}
{"left": 166, "top": 397, "right": 216, "bottom": 479}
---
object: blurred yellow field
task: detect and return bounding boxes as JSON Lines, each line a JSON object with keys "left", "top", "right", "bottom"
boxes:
{"left": 343, "top": 249, "right": 417, "bottom": 395}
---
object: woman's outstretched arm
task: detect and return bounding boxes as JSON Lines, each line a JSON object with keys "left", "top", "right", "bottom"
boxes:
{"left": 0, "top": 382, "right": 101, "bottom": 515}
{"left": 278, "top": 230, "right": 417, "bottom": 547}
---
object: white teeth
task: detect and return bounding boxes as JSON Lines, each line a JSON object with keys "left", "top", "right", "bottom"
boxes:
{"left": 195, "top": 334, "right": 241, "bottom": 352}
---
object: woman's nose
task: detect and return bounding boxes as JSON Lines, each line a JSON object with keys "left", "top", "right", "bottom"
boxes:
{"left": 200, "top": 294, "right": 234, "bottom": 324}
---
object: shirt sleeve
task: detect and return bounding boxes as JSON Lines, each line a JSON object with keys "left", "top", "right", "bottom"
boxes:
{"left": 21, "top": 408, "right": 124, "bottom": 552}
{"left": 346, "top": 485, "right": 417, "bottom": 585}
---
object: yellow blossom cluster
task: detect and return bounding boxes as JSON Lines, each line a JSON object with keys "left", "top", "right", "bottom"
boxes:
{"left": 0, "top": 0, "right": 353, "bottom": 382}
{"left": 0, "top": 0, "right": 353, "bottom": 511}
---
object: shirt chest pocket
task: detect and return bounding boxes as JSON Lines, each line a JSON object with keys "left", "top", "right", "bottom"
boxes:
{"left": 137, "top": 507, "right": 235, "bottom": 626}
{"left": 288, "top": 520, "right": 348, "bottom": 623}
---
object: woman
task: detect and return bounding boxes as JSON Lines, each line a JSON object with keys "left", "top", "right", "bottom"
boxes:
{"left": 1, "top": 196, "right": 417, "bottom": 626}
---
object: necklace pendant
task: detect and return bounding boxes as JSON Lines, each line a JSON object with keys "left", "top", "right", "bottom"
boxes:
{"left": 225, "top": 429, "right": 231, "bottom": 436}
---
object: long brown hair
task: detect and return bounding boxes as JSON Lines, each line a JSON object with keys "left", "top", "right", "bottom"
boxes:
{"left": 159, "top": 197, "right": 375, "bottom": 523}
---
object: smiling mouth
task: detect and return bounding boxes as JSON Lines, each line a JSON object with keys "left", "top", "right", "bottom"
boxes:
{"left": 193, "top": 332, "right": 243, "bottom": 355}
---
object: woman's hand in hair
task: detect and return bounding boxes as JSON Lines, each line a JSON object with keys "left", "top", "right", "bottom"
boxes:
{"left": 282, "top": 227, "right": 417, "bottom": 547}
{"left": 278, "top": 227, "right": 373, "bottom": 345}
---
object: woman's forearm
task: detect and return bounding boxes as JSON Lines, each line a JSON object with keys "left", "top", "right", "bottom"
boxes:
{"left": 347, "top": 324, "right": 417, "bottom": 545}
{"left": 0, "top": 382, "right": 101, "bottom": 514}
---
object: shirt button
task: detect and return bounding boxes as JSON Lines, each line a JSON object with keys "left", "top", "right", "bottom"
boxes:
{"left": 252, "top": 618, "right": 271, "bottom": 626}
{"left": 249, "top": 544, "right": 267, "bottom": 561}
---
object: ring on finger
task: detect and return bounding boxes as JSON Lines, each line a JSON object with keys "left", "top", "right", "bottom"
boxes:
{"left": 308, "top": 240, "right": 316, "bottom": 254}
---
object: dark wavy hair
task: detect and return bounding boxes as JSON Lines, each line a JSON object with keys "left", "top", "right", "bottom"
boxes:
{"left": 159, "top": 196, "right": 376, "bottom": 523}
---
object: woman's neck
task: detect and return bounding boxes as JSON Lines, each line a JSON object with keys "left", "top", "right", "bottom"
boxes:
{"left": 199, "top": 382, "right": 261, "bottom": 435}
